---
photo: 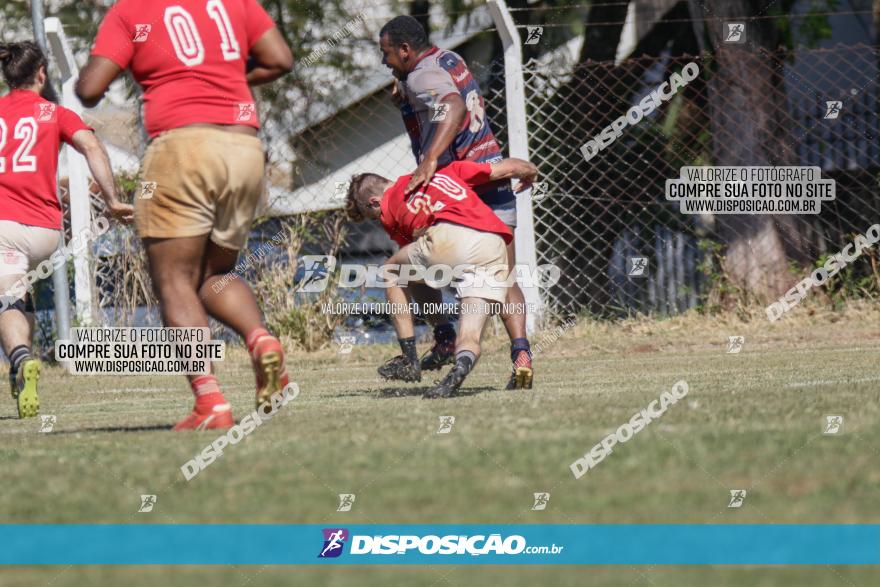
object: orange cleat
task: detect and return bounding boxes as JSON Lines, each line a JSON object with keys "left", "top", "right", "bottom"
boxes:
{"left": 172, "top": 402, "right": 234, "bottom": 431}
{"left": 250, "top": 332, "right": 290, "bottom": 408}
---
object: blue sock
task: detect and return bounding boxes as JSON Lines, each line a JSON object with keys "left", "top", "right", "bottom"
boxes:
{"left": 510, "top": 338, "right": 530, "bottom": 362}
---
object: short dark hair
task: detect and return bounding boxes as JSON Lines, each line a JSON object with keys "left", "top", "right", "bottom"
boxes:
{"left": 345, "top": 173, "right": 388, "bottom": 222}
{"left": 0, "top": 41, "right": 47, "bottom": 89}
{"left": 379, "top": 16, "right": 428, "bottom": 51}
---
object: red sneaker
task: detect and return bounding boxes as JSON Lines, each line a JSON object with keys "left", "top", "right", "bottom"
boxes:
{"left": 172, "top": 402, "right": 234, "bottom": 431}
{"left": 250, "top": 332, "right": 290, "bottom": 408}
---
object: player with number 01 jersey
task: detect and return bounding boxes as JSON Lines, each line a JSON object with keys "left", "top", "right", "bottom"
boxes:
{"left": 76, "top": 0, "right": 294, "bottom": 431}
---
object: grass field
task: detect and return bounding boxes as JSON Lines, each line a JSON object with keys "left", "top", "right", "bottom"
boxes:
{"left": 2, "top": 303, "right": 879, "bottom": 585}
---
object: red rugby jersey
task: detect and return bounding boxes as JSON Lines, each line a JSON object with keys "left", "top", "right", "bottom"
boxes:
{"left": 90, "top": 0, "right": 275, "bottom": 138}
{"left": 0, "top": 90, "right": 91, "bottom": 229}
{"left": 380, "top": 161, "right": 513, "bottom": 247}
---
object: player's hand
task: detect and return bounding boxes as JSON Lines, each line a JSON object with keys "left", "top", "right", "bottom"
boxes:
{"left": 512, "top": 177, "right": 534, "bottom": 193}
{"left": 105, "top": 200, "right": 135, "bottom": 224}
{"left": 406, "top": 157, "right": 438, "bottom": 193}
{"left": 390, "top": 81, "right": 405, "bottom": 107}
{"left": 512, "top": 162, "right": 539, "bottom": 193}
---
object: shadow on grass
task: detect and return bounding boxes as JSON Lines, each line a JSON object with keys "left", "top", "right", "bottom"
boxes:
{"left": 51, "top": 423, "right": 173, "bottom": 434}
{"left": 375, "top": 385, "right": 495, "bottom": 398}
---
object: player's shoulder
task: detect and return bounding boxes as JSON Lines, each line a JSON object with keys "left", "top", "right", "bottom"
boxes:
{"left": 411, "top": 47, "right": 462, "bottom": 75}
{"left": 388, "top": 176, "right": 409, "bottom": 199}
{"left": 434, "top": 49, "right": 465, "bottom": 71}
{"left": 0, "top": 89, "right": 39, "bottom": 109}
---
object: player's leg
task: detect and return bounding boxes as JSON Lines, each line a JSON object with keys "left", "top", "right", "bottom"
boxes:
{"left": 0, "top": 223, "right": 61, "bottom": 418}
{"left": 501, "top": 239, "right": 533, "bottom": 390}
{"left": 407, "top": 282, "right": 456, "bottom": 371}
{"left": 487, "top": 193, "right": 534, "bottom": 389}
{"left": 198, "top": 241, "right": 289, "bottom": 406}
{"left": 419, "top": 224, "right": 509, "bottom": 398}
{"left": 424, "top": 297, "right": 493, "bottom": 399}
{"left": 203, "top": 129, "right": 289, "bottom": 408}
{"left": 143, "top": 235, "right": 233, "bottom": 430}
{"left": 0, "top": 296, "right": 40, "bottom": 418}
{"left": 378, "top": 247, "right": 422, "bottom": 382}
{"left": 137, "top": 128, "right": 241, "bottom": 430}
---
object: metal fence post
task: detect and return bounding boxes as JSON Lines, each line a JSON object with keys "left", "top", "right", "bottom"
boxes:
{"left": 31, "top": 2, "right": 72, "bottom": 340}
{"left": 487, "top": 0, "right": 545, "bottom": 334}
{"left": 44, "top": 17, "right": 96, "bottom": 326}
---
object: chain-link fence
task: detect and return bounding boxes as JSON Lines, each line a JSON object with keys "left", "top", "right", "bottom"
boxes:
{"left": 501, "top": 43, "right": 880, "bottom": 317}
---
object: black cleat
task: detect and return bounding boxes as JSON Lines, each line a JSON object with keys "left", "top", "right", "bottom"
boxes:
{"left": 419, "top": 342, "right": 455, "bottom": 371}
{"left": 378, "top": 354, "right": 421, "bottom": 382}
{"left": 505, "top": 351, "right": 534, "bottom": 390}
{"left": 423, "top": 363, "right": 468, "bottom": 399}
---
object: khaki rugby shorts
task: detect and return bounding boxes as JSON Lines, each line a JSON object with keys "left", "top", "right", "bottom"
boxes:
{"left": 0, "top": 220, "right": 61, "bottom": 305}
{"left": 136, "top": 127, "right": 266, "bottom": 249}
{"left": 407, "top": 222, "right": 510, "bottom": 304}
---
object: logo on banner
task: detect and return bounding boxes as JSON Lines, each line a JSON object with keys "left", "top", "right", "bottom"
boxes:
{"left": 318, "top": 528, "right": 349, "bottom": 558}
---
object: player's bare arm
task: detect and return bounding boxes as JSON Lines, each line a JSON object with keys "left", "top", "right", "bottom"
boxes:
{"left": 405, "top": 94, "right": 466, "bottom": 193}
{"left": 70, "top": 130, "right": 134, "bottom": 223}
{"left": 246, "top": 27, "right": 293, "bottom": 86}
{"left": 489, "top": 158, "right": 539, "bottom": 191}
{"left": 75, "top": 56, "right": 122, "bottom": 108}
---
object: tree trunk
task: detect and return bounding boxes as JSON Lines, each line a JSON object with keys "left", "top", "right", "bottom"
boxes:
{"left": 703, "top": 0, "right": 810, "bottom": 300}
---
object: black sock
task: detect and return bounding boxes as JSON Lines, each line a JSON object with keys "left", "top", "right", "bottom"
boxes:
{"left": 455, "top": 350, "right": 477, "bottom": 375}
{"left": 434, "top": 323, "right": 456, "bottom": 347}
{"left": 9, "top": 345, "right": 31, "bottom": 380}
{"left": 398, "top": 337, "right": 418, "bottom": 364}
{"left": 510, "top": 338, "right": 531, "bottom": 363}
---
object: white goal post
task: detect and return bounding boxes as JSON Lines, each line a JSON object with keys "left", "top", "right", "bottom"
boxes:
{"left": 44, "top": 17, "right": 97, "bottom": 327}
{"left": 487, "top": 0, "right": 545, "bottom": 334}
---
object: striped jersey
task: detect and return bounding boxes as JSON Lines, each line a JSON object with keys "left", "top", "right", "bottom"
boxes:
{"left": 398, "top": 46, "right": 514, "bottom": 207}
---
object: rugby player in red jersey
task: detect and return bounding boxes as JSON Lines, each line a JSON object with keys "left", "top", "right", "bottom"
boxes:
{"left": 75, "top": 0, "right": 293, "bottom": 430}
{"left": 377, "top": 16, "right": 535, "bottom": 390}
{"left": 0, "top": 41, "right": 133, "bottom": 418}
{"left": 345, "top": 158, "right": 537, "bottom": 398}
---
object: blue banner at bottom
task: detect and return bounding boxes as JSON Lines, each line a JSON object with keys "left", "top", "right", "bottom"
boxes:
{"left": 0, "top": 525, "right": 877, "bottom": 565}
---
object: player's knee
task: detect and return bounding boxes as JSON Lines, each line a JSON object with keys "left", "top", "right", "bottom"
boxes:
{"left": 0, "top": 295, "right": 31, "bottom": 316}
{"left": 456, "top": 326, "right": 482, "bottom": 351}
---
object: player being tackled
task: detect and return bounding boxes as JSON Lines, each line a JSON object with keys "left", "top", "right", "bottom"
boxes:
{"left": 345, "top": 158, "right": 538, "bottom": 398}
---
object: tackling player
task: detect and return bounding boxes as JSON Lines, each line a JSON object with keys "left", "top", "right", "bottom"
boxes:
{"left": 378, "top": 16, "right": 535, "bottom": 390}
{"left": 0, "top": 41, "right": 133, "bottom": 418}
{"left": 75, "top": 0, "right": 293, "bottom": 430}
{"left": 345, "top": 158, "right": 538, "bottom": 398}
